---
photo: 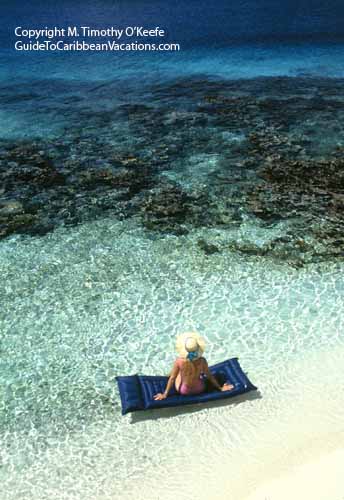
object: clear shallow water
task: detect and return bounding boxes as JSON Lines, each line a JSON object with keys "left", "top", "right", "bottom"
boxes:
{"left": 1, "top": 1, "right": 344, "bottom": 498}
{"left": 1, "top": 218, "right": 344, "bottom": 499}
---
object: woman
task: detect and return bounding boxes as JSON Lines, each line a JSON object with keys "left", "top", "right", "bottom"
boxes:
{"left": 154, "top": 331, "right": 234, "bottom": 400}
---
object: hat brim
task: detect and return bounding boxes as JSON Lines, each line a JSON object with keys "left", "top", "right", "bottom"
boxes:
{"left": 176, "top": 331, "right": 206, "bottom": 359}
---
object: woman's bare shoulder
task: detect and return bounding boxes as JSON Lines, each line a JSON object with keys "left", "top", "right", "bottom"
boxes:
{"left": 175, "top": 357, "right": 184, "bottom": 365}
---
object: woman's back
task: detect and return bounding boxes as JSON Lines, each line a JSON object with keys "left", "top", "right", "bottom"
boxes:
{"left": 153, "top": 332, "right": 234, "bottom": 401}
{"left": 176, "top": 357, "right": 206, "bottom": 395}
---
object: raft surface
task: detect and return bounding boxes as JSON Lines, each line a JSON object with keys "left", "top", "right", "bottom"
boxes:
{"left": 116, "top": 357, "right": 257, "bottom": 415}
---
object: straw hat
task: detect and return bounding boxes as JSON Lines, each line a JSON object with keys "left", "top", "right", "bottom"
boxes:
{"left": 176, "top": 331, "right": 206, "bottom": 359}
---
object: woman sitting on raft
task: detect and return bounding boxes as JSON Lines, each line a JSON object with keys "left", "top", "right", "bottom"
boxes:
{"left": 154, "top": 331, "right": 234, "bottom": 400}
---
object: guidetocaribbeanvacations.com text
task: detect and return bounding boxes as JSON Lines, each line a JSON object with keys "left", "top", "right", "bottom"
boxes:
{"left": 15, "top": 40, "right": 180, "bottom": 51}
{"left": 14, "top": 26, "right": 181, "bottom": 52}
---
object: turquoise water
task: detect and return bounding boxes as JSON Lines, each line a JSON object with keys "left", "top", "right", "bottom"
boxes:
{"left": 1, "top": 1, "right": 344, "bottom": 497}
{"left": 1, "top": 216, "right": 344, "bottom": 499}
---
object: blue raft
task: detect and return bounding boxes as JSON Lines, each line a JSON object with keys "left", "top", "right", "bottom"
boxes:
{"left": 116, "top": 357, "right": 257, "bottom": 415}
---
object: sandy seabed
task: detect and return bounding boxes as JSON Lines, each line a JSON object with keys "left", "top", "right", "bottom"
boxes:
{"left": 116, "top": 341, "right": 344, "bottom": 500}
{"left": 1, "top": 220, "right": 344, "bottom": 500}
{"left": 245, "top": 448, "right": 344, "bottom": 500}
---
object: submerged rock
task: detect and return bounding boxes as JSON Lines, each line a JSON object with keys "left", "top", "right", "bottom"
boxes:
{"left": 197, "top": 239, "right": 220, "bottom": 255}
{"left": 0, "top": 213, "right": 37, "bottom": 238}
{"left": 140, "top": 183, "right": 194, "bottom": 233}
{"left": 1, "top": 75, "right": 344, "bottom": 264}
{"left": 0, "top": 200, "right": 24, "bottom": 216}
{"left": 0, "top": 144, "right": 66, "bottom": 191}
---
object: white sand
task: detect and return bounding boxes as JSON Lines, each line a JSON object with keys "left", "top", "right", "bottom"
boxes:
{"left": 117, "top": 344, "right": 344, "bottom": 500}
{"left": 245, "top": 448, "right": 344, "bottom": 500}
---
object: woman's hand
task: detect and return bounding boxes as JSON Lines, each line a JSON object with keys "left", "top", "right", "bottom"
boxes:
{"left": 153, "top": 393, "right": 167, "bottom": 400}
{"left": 221, "top": 383, "right": 234, "bottom": 391}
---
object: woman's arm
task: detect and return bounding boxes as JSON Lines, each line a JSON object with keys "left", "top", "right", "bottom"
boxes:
{"left": 153, "top": 360, "right": 179, "bottom": 400}
{"left": 202, "top": 359, "right": 234, "bottom": 391}
{"left": 202, "top": 359, "right": 222, "bottom": 390}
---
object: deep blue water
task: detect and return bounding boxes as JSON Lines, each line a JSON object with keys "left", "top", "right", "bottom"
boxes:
{"left": 1, "top": 0, "right": 344, "bottom": 141}
{"left": 1, "top": 0, "right": 344, "bottom": 48}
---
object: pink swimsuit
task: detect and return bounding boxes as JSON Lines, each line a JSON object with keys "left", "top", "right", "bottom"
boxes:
{"left": 175, "top": 358, "right": 205, "bottom": 395}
